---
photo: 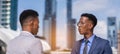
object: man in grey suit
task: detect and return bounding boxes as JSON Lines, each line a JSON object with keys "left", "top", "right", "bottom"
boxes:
{"left": 71, "top": 13, "right": 112, "bottom": 54}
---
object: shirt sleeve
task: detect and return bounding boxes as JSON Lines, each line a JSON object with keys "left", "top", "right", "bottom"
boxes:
{"left": 29, "top": 39, "right": 43, "bottom": 54}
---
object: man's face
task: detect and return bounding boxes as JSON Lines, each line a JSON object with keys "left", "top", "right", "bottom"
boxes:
{"left": 32, "top": 17, "right": 39, "bottom": 35}
{"left": 77, "top": 16, "right": 93, "bottom": 35}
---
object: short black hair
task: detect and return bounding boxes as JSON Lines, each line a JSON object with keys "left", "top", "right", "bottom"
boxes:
{"left": 81, "top": 13, "right": 97, "bottom": 28}
{"left": 19, "top": 9, "right": 39, "bottom": 26}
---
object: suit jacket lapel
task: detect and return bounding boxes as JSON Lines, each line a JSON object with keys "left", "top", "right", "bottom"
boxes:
{"left": 76, "top": 39, "right": 83, "bottom": 54}
{"left": 88, "top": 36, "right": 98, "bottom": 54}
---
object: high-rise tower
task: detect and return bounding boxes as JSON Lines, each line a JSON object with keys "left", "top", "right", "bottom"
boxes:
{"left": 0, "top": 0, "right": 18, "bottom": 30}
{"left": 43, "top": 0, "right": 57, "bottom": 50}
{"left": 67, "top": 0, "right": 76, "bottom": 49}
{"left": 107, "top": 17, "right": 117, "bottom": 48}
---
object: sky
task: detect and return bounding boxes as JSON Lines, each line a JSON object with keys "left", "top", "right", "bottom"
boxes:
{"left": 18, "top": 0, "right": 120, "bottom": 48}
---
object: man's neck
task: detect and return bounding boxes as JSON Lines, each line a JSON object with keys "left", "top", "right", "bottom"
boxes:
{"left": 22, "top": 27, "right": 32, "bottom": 34}
{"left": 84, "top": 32, "right": 93, "bottom": 39}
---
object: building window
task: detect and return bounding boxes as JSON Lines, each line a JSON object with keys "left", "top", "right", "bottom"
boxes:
{"left": 1, "top": 23, "right": 9, "bottom": 25}
{"left": 2, "top": 9, "right": 9, "bottom": 12}
{"left": 2, "top": 1, "right": 10, "bottom": 4}
{"left": 113, "top": 30, "right": 115, "bottom": 33}
{"left": 2, "top": 5, "right": 10, "bottom": 8}
{"left": 1, "top": 18, "right": 8, "bottom": 21}
{"left": 2, "top": 14, "right": 9, "bottom": 17}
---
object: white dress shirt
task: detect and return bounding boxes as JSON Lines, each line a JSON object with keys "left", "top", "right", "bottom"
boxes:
{"left": 6, "top": 31, "right": 43, "bottom": 54}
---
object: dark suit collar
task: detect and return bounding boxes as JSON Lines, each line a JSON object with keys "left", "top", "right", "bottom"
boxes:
{"left": 76, "top": 39, "right": 83, "bottom": 54}
{"left": 88, "top": 35, "right": 98, "bottom": 54}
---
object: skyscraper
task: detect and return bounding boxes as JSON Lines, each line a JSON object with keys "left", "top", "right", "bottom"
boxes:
{"left": 43, "top": 0, "right": 56, "bottom": 50}
{"left": 107, "top": 17, "right": 117, "bottom": 48}
{"left": 0, "top": 0, "right": 18, "bottom": 30}
{"left": 118, "top": 21, "right": 120, "bottom": 54}
{"left": 67, "top": 0, "right": 76, "bottom": 49}
{"left": 0, "top": 0, "right": 11, "bottom": 28}
{"left": 10, "top": 0, "right": 18, "bottom": 30}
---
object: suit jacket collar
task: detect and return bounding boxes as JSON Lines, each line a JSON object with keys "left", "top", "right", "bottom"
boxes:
{"left": 88, "top": 35, "right": 98, "bottom": 54}
{"left": 75, "top": 39, "right": 84, "bottom": 54}
{"left": 78, "top": 35, "right": 98, "bottom": 54}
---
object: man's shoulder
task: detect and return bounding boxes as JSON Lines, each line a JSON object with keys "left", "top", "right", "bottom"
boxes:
{"left": 95, "top": 36, "right": 109, "bottom": 43}
{"left": 75, "top": 39, "right": 83, "bottom": 44}
{"left": 8, "top": 35, "right": 40, "bottom": 45}
{"left": 76, "top": 36, "right": 109, "bottom": 43}
{"left": 95, "top": 36, "right": 108, "bottom": 41}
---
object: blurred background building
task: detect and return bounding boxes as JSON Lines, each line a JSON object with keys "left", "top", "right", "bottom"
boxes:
{"left": 67, "top": 0, "right": 76, "bottom": 49}
{"left": 10, "top": 0, "right": 18, "bottom": 31}
{"left": 107, "top": 17, "right": 117, "bottom": 49}
{"left": 118, "top": 21, "right": 120, "bottom": 54}
{"left": 0, "top": 0, "right": 18, "bottom": 30}
{"left": 43, "top": 0, "right": 57, "bottom": 50}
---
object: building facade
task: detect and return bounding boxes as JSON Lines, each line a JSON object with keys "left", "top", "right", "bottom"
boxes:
{"left": 107, "top": 17, "right": 117, "bottom": 48}
{"left": 10, "top": 0, "right": 18, "bottom": 30}
{"left": 43, "top": 0, "right": 57, "bottom": 50}
{"left": 118, "top": 21, "right": 120, "bottom": 54}
{"left": 67, "top": 0, "right": 76, "bottom": 49}
{"left": 0, "top": 0, "right": 18, "bottom": 30}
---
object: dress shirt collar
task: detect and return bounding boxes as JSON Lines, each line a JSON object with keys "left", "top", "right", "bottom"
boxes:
{"left": 83, "top": 34, "right": 95, "bottom": 43}
{"left": 20, "top": 31, "right": 34, "bottom": 37}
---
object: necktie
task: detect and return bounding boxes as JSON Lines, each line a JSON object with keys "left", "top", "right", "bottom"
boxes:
{"left": 83, "top": 40, "right": 89, "bottom": 54}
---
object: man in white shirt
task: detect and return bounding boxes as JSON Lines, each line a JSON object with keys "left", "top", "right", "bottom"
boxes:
{"left": 6, "top": 9, "right": 43, "bottom": 54}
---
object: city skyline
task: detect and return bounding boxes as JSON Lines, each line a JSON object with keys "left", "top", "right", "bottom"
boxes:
{"left": 18, "top": 0, "right": 120, "bottom": 48}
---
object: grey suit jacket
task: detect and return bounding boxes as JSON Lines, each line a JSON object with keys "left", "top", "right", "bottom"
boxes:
{"left": 71, "top": 36, "right": 113, "bottom": 54}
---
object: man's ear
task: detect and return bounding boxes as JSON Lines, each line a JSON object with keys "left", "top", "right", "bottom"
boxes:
{"left": 89, "top": 23, "right": 94, "bottom": 29}
{"left": 28, "top": 20, "right": 33, "bottom": 26}
{"left": 29, "top": 20, "right": 34, "bottom": 25}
